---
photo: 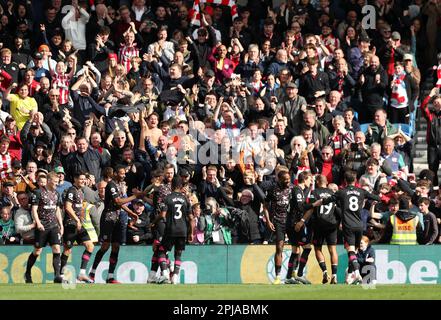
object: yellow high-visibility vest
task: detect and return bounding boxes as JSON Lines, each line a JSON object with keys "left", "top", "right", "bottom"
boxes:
{"left": 390, "top": 214, "right": 418, "bottom": 245}
{"left": 82, "top": 202, "right": 98, "bottom": 243}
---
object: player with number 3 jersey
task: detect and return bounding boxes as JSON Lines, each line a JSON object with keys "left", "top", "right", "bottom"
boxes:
{"left": 157, "top": 176, "right": 194, "bottom": 284}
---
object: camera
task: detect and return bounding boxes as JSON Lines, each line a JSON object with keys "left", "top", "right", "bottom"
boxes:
{"left": 203, "top": 204, "right": 212, "bottom": 215}
{"left": 350, "top": 143, "right": 359, "bottom": 152}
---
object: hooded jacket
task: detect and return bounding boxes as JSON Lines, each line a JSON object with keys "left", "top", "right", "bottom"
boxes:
{"left": 380, "top": 210, "right": 423, "bottom": 244}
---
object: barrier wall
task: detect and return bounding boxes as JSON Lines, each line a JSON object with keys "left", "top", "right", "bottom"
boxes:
{"left": 1, "top": 245, "right": 440, "bottom": 284}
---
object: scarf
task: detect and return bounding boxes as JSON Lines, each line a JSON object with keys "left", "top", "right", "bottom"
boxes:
{"left": 387, "top": 47, "right": 395, "bottom": 76}
{"left": 390, "top": 72, "right": 408, "bottom": 108}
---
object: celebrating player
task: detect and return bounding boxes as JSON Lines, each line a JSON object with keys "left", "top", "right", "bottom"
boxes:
{"left": 157, "top": 176, "right": 194, "bottom": 284}
{"left": 321, "top": 170, "right": 381, "bottom": 284}
{"left": 289, "top": 171, "right": 322, "bottom": 284}
{"left": 297, "top": 175, "right": 340, "bottom": 284}
{"left": 89, "top": 165, "right": 144, "bottom": 283}
{"left": 263, "top": 170, "right": 293, "bottom": 285}
{"left": 60, "top": 171, "right": 95, "bottom": 283}
{"left": 25, "top": 172, "right": 64, "bottom": 283}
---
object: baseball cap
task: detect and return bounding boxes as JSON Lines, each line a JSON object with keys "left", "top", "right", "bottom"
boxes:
{"left": 391, "top": 31, "right": 401, "bottom": 40}
{"left": 32, "top": 52, "right": 43, "bottom": 60}
{"left": 359, "top": 34, "right": 371, "bottom": 42}
{"left": 54, "top": 166, "right": 65, "bottom": 175}
{"left": 132, "top": 199, "right": 144, "bottom": 205}
{"left": 286, "top": 81, "right": 298, "bottom": 89}
{"left": 403, "top": 53, "right": 413, "bottom": 61}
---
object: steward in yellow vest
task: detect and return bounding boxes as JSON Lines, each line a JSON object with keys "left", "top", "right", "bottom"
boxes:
{"left": 380, "top": 198, "right": 423, "bottom": 245}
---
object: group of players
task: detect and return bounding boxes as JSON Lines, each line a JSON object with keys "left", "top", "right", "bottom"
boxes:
{"left": 265, "top": 169, "right": 380, "bottom": 285}
{"left": 24, "top": 166, "right": 193, "bottom": 285}
{"left": 23, "top": 163, "right": 376, "bottom": 285}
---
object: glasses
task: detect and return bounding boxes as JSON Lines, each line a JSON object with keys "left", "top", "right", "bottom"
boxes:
{"left": 322, "top": 153, "right": 331, "bottom": 156}
{"left": 50, "top": 94, "right": 59, "bottom": 97}
{"left": 68, "top": 132, "right": 76, "bottom": 135}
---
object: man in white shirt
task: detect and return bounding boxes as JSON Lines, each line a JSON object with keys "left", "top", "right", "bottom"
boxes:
{"left": 62, "top": 3, "right": 90, "bottom": 51}
{"left": 147, "top": 26, "right": 175, "bottom": 63}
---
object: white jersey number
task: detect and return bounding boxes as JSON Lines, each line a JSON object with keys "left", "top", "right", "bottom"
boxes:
{"left": 348, "top": 196, "right": 359, "bottom": 212}
{"left": 319, "top": 203, "right": 333, "bottom": 215}
{"left": 174, "top": 204, "right": 183, "bottom": 219}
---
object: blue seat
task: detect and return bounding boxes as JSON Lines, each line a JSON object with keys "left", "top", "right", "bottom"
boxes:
{"left": 360, "top": 123, "right": 370, "bottom": 134}
{"left": 393, "top": 123, "right": 412, "bottom": 138}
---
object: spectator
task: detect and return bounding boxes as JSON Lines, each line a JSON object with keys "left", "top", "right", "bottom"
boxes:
{"left": 356, "top": 236, "right": 376, "bottom": 284}
{"left": 418, "top": 197, "right": 439, "bottom": 245}
{"left": 381, "top": 137, "right": 408, "bottom": 179}
{"left": 365, "top": 109, "right": 397, "bottom": 145}
{"left": 420, "top": 87, "right": 441, "bottom": 185}
{"left": 61, "top": 3, "right": 90, "bottom": 54}
{"left": 66, "top": 137, "right": 106, "bottom": 182}
{"left": 299, "top": 56, "right": 330, "bottom": 104}
{"left": 358, "top": 55, "right": 388, "bottom": 124}
{"left": 14, "top": 191, "right": 34, "bottom": 244}
{"left": 388, "top": 61, "right": 418, "bottom": 124}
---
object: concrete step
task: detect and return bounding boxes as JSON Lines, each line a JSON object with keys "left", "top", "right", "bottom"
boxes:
{"left": 413, "top": 158, "right": 429, "bottom": 164}
{"left": 415, "top": 150, "right": 427, "bottom": 157}
{"left": 413, "top": 163, "right": 428, "bottom": 171}
{"left": 415, "top": 144, "right": 427, "bottom": 150}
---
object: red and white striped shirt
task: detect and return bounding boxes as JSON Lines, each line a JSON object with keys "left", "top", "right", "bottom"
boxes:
{"left": 52, "top": 73, "right": 71, "bottom": 105}
{"left": 118, "top": 44, "right": 140, "bottom": 73}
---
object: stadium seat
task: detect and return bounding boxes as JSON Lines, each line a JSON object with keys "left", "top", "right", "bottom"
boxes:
{"left": 360, "top": 124, "right": 370, "bottom": 134}
{"left": 393, "top": 123, "right": 413, "bottom": 138}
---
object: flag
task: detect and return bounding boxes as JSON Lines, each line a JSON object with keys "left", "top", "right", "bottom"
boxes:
{"left": 190, "top": 0, "right": 238, "bottom": 26}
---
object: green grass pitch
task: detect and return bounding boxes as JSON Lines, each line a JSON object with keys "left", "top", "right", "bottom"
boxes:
{"left": 1, "top": 284, "right": 441, "bottom": 300}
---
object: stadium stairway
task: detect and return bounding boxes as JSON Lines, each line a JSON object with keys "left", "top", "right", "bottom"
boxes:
{"left": 412, "top": 115, "right": 439, "bottom": 181}
{"left": 412, "top": 77, "right": 435, "bottom": 181}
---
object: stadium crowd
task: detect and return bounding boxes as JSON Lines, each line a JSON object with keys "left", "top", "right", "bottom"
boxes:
{"left": 0, "top": 0, "right": 439, "bottom": 255}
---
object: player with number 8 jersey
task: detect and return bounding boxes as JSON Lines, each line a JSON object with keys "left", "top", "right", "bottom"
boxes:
{"left": 321, "top": 171, "right": 380, "bottom": 284}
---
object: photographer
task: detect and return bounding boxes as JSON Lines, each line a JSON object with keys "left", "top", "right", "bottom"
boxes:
{"left": 126, "top": 199, "right": 153, "bottom": 245}
{"left": 0, "top": 206, "right": 19, "bottom": 245}
{"left": 204, "top": 197, "right": 232, "bottom": 245}
{"left": 20, "top": 112, "right": 53, "bottom": 167}
{"left": 340, "top": 131, "right": 371, "bottom": 177}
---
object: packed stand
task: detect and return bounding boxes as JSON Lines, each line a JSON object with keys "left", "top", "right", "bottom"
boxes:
{"left": 0, "top": 0, "right": 439, "bottom": 250}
